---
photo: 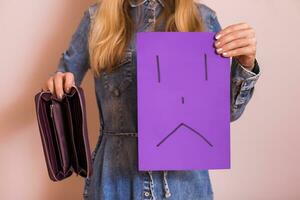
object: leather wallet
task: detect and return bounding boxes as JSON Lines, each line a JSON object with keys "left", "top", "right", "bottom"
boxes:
{"left": 34, "top": 85, "right": 93, "bottom": 181}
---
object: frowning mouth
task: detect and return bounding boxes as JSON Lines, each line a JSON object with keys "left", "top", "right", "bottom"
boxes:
{"left": 156, "top": 122, "right": 213, "bottom": 147}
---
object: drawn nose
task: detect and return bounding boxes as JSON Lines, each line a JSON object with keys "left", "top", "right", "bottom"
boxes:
{"left": 181, "top": 96, "right": 184, "bottom": 104}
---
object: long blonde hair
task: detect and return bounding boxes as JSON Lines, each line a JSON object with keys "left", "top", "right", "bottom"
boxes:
{"left": 88, "top": 0, "right": 205, "bottom": 77}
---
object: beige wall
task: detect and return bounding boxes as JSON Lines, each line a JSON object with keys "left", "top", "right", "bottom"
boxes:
{"left": 0, "top": 0, "right": 299, "bottom": 199}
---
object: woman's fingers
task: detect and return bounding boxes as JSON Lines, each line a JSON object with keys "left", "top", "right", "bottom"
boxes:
{"left": 215, "top": 28, "right": 255, "bottom": 49}
{"left": 213, "top": 22, "right": 257, "bottom": 67}
{"left": 53, "top": 72, "right": 65, "bottom": 99}
{"left": 219, "top": 45, "right": 256, "bottom": 58}
{"left": 44, "top": 72, "right": 75, "bottom": 99}
{"left": 216, "top": 37, "right": 256, "bottom": 54}
{"left": 215, "top": 22, "right": 251, "bottom": 39}
{"left": 44, "top": 76, "right": 54, "bottom": 93}
{"left": 42, "top": 72, "right": 75, "bottom": 99}
{"left": 64, "top": 72, "right": 75, "bottom": 94}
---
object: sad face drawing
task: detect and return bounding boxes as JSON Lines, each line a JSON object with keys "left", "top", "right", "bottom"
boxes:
{"left": 137, "top": 32, "right": 231, "bottom": 171}
{"left": 155, "top": 54, "right": 214, "bottom": 148}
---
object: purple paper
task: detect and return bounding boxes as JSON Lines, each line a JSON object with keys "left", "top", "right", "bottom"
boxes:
{"left": 136, "top": 32, "right": 231, "bottom": 171}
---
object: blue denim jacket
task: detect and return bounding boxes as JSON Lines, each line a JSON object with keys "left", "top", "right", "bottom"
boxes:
{"left": 55, "top": 1, "right": 261, "bottom": 199}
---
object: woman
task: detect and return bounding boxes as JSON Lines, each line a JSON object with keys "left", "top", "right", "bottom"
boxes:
{"left": 43, "top": 0, "right": 261, "bottom": 199}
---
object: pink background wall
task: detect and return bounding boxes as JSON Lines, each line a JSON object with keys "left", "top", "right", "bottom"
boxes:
{"left": 0, "top": 0, "right": 299, "bottom": 199}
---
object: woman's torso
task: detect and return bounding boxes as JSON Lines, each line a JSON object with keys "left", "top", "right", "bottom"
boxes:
{"left": 82, "top": 1, "right": 220, "bottom": 199}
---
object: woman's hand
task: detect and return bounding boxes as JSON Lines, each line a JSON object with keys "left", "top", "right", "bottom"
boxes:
{"left": 214, "top": 22, "right": 257, "bottom": 70}
{"left": 42, "top": 72, "right": 75, "bottom": 99}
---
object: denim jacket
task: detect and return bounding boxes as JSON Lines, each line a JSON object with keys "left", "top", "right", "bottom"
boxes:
{"left": 55, "top": 1, "right": 261, "bottom": 199}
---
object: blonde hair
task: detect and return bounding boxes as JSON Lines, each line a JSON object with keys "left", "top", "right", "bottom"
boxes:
{"left": 88, "top": 0, "right": 205, "bottom": 77}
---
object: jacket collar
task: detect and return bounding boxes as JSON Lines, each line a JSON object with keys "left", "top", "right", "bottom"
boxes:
{"left": 129, "top": 0, "right": 165, "bottom": 8}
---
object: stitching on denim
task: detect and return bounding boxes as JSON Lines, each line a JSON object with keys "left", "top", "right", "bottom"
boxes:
{"left": 163, "top": 171, "right": 171, "bottom": 198}
{"left": 147, "top": 171, "right": 157, "bottom": 200}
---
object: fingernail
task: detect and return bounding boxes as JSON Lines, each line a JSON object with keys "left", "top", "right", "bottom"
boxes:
{"left": 215, "top": 41, "right": 221, "bottom": 47}
{"left": 215, "top": 34, "right": 221, "bottom": 40}
{"left": 217, "top": 48, "right": 223, "bottom": 53}
{"left": 66, "top": 87, "right": 70, "bottom": 93}
{"left": 222, "top": 52, "right": 228, "bottom": 56}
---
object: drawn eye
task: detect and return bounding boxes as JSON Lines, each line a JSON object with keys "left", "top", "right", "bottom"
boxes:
{"left": 156, "top": 55, "right": 160, "bottom": 83}
{"left": 204, "top": 53, "right": 208, "bottom": 81}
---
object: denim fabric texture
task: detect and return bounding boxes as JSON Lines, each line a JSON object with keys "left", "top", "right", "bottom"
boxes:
{"left": 55, "top": 1, "right": 261, "bottom": 199}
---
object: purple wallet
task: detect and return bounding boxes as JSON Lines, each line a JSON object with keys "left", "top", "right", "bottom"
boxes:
{"left": 34, "top": 86, "right": 93, "bottom": 181}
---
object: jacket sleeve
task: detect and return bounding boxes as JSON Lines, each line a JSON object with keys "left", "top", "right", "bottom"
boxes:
{"left": 54, "top": 8, "right": 91, "bottom": 86}
{"left": 209, "top": 12, "right": 261, "bottom": 122}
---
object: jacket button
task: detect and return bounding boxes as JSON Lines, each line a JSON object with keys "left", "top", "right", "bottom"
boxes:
{"left": 144, "top": 191, "right": 150, "bottom": 197}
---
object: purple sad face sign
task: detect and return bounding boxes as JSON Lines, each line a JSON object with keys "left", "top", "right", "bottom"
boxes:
{"left": 136, "top": 32, "right": 231, "bottom": 171}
